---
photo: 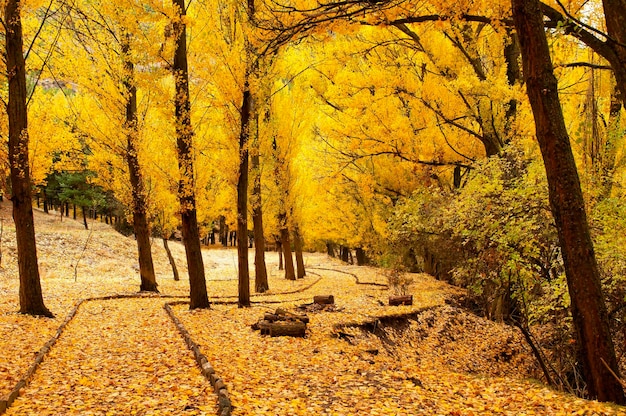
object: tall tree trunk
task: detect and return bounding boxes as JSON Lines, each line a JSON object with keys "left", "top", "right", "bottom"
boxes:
{"left": 251, "top": 146, "right": 269, "bottom": 293}
{"left": 5, "top": 0, "right": 52, "bottom": 318}
{"left": 123, "top": 37, "right": 158, "bottom": 293}
{"left": 279, "top": 215, "right": 295, "bottom": 281}
{"left": 237, "top": 85, "right": 252, "bottom": 307}
{"left": 294, "top": 225, "right": 305, "bottom": 279}
{"left": 163, "top": 238, "right": 180, "bottom": 281}
{"left": 602, "top": 0, "right": 626, "bottom": 107}
{"left": 512, "top": 0, "right": 625, "bottom": 404}
{"left": 172, "top": 0, "right": 209, "bottom": 309}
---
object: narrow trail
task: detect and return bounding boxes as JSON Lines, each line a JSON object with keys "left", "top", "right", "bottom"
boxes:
{"left": 5, "top": 298, "right": 217, "bottom": 416}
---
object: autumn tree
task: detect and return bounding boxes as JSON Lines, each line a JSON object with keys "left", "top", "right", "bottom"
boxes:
{"left": 512, "top": 0, "right": 625, "bottom": 404}
{"left": 57, "top": 1, "right": 162, "bottom": 293}
{"left": 121, "top": 35, "right": 158, "bottom": 292}
{"left": 3, "top": 0, "right": 53, "bottom": 317}
{"left": 172, "top": 0, "right": 210, "bottom": 309}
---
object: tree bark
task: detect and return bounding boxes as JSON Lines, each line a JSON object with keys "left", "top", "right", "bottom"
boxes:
{"left": 82, "top": 207, "right": 88, "bottom": 230}
{"left": 602, "top": 0, "right": 626, "bottom": 106}
{"left": 163, "top": 238, "right": 180, "bottom": 281}
{"left": 5, "top": 0, "right": 52, "bottom": 318}
{"left": 512, "top": 0, "right": 625, "bottom": 404}
{"left": 251, "top": 151, "right": 269, "bottom": 292}
{"left": 122, "top": 36, "right": 158, "bottom": 293}
{"left": 237, "top": 85, "right": 252, "bottom": 307}
{"left": 294, "top": 225, "right": 305, "bottom": 279}
{"left": 279, "top": 217, "right": 295, "bottom": 280}
{"left": 172, "top": 0, "right": 209, "bottom": 309}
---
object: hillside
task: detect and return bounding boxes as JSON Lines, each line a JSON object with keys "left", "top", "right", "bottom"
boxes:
{"left": 0, "top": 201, "right": 625, "bottom": 415}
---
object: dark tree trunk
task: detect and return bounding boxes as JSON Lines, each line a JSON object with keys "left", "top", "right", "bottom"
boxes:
{"left": 251, "top": 152, "right": 269, "bottom": 293}
{"left": 603, "top": 0, "right": 626, "bottom": 106}
{"left": 73, "top": 204, "right": 76, "bottom": 220}
{"left": 82, "top": 207, "right": 88, "bottom": 230}
{"left": 237, "top": 84, "right": 252, "bottom": 307}
{"left": 294, "top": 225, "right": 305, "bottom": 279}
{"left": 43, "top": 197, "right": 48, "bottom": 214}
{"left": 355, "top": 247, "right": 368, "bottom": 266}
{"left": 279, "top": 216, "right": 295, "bottom": 280}
{"left": 163, "top": 238, "right": 180, "bottom": 281}
{"left": 326, "top": 242, "right": 336, "bottom": 258}
{"left": 173, "top": 0, "right": 209, "bottom": 309}
{"left": 123, "top": 37, "right": 158, "bottom": 293}
{"left": 5, "top": 0, "right": 52, "bottom": 318}
{"left": 512, "top": 0, "right": 625, "bottom": 404}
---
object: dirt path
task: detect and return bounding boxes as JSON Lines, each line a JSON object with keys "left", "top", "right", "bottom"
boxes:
{"left": 5, "top": 298, "right": 216, "bottom": 416}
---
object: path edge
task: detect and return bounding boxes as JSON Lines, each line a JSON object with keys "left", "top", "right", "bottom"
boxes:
{"left": 164, "top": 302, "right": 232, "bottom": 416}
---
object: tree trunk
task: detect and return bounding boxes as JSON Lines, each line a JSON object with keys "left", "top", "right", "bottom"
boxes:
{"left": 294, "top": 225, "right": 305, "bottom": 279}
{"left": 5, "top": 0, "right": 52, "bottom": 318}
{"left": 602, "top": 0, "right": 626, "bottom": 107}
{"left": 277, "top": 239, "right": 283, "bottom": 270}
{"left": 163, "top": 238, "right": 180, "bottom": 281}
{"left": 236, "top": 83, "right": 252, "bottom": 307}
{"left": 512, "top": 0, "right": 625, "bottom": 404}
{"left": 82, "top": 207, "right": 88, "bottom": 230}
{"left": 280, "top": 219, "right": 295, "bottom": 280}
{"left": 173, "top": 0, "right": 209, "bottom": 309}
{"left": 355, "top": 247, "right": 368, "bottom": 266}
{"left": 123, "top": 36, "right": 158, "bottom": 294}
{"left": 251, "top": 152, "right": 269, "bottom": 292}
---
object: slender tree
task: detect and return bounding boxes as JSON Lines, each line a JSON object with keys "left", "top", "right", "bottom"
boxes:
{"left": 251, "top": 143, "right": 269, "bottom": 292}
{"left": 237, "top": 83, "right": 252, "bottom": 306}
{"left": 4, "top": 0, "right": 53, "bottom": 317}
{"left": 512, "top": 0, "right": 625, "bottom": 404}
{"left": 172, "top": 0, "right": 210, "bottom": 309}
{"left": 122, "top": 36, "right": 158, "bottom": 293}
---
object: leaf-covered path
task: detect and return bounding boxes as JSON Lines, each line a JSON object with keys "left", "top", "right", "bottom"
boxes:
{"left": 4, "top": 298, "right": 217, "bottom": 415}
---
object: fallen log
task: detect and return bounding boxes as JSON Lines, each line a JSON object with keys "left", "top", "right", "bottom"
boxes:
{"left": 275, "top": 308, "right": 310, "bottom": 324}
{"left": 314, "top": 295, "right": 335, "bottom": 305}
{"left": 389, "top": 295, "right": 413, "bottom": 306}
{"left": 269, "top": 321, "right": 306, "bottom": 337}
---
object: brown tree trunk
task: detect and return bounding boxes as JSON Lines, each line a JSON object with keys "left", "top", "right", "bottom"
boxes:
{"left": 123, "top": 37, "right": 158, "bottom": 293}
{"left": 294, "top": 225, "right": 305, "bottom": 279}
{"left": 163, "top": 238, "right": 180, "bottom": 281}
{"left": 279, "top": 218, "right": 295, "bottom": 280}
{"left": 251, "top": 151, "right": 269, "bottom": 292}
{"left": 603, "top": 0, "right": 626, "bottom": 106}
{"left": 512, "top": 0, "right": 625, "bottom": 404}
{"left": 173, "top": 0, "right": 209, "bottom": 309}
{"left": 5, "top": 0, "right": 52, "bottom": 318}
{"left": 82, "top": 207, "right": 88, "bottom": 230}
{"left": 237, "top": 84, "right": 252, "bottom": 307}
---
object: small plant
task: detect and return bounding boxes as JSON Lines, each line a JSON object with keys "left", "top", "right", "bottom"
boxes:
{"left": 386, "top": 268, "right": 414, "bottom": 296}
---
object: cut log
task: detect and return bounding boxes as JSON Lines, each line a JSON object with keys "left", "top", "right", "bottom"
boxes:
{"left": 251, "top": 320, "right": 272, "bottom": 335}
{"left": 264, "top": 313, "right": 280, "bottom": 322}
{"left": 389, "top": 295, "right": 413, "bottom": 306}
{"left": 269, "top": 321, "right": 306, "bottom": 337}
{"left": 314, "top": 295, "right": 334, "bottom": 305}
{"left": 275, "top": 308, "right": 310, "bottom": 324}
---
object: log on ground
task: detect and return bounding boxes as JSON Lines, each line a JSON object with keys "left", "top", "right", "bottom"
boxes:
{"left": 389, "top": 295, "right": 413, "bottom": 306}
{"left": 313, "top": 295, "right": 335, "bottom": 305}
{"left": 269, "top": 321, "right": 306, "bottom": 337}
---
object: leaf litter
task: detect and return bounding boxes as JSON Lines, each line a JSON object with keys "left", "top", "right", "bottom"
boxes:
{"left": 0, "top": 201, "right": 625, "bottom": 415}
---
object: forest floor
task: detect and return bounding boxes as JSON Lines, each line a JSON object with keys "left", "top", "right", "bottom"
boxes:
{"left": 0, "top": 200, "right": 625, "bottom": 415}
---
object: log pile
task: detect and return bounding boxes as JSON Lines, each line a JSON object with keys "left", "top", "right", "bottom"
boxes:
{"left": 251, "top": 308, "right": 309, "bottom": 337}
{"left": 389, "top": 295, "right": 413, "bottom": 306}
